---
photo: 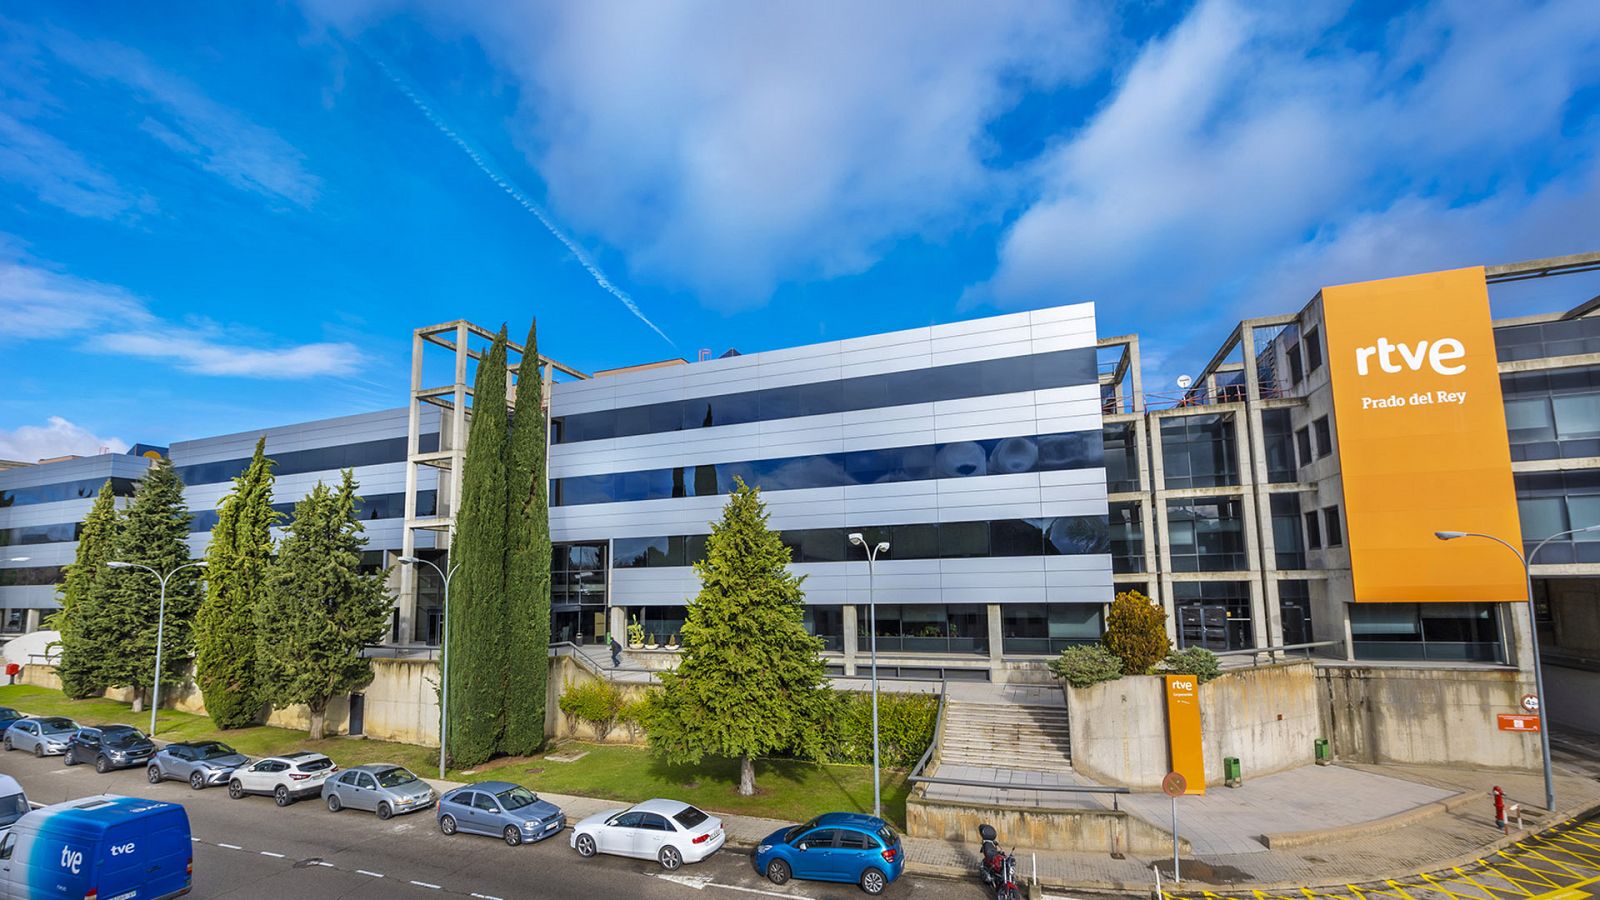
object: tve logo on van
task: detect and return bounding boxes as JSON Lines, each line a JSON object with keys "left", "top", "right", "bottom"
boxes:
{"left": 60, "top": 844, "right": 83, "bottom": 874}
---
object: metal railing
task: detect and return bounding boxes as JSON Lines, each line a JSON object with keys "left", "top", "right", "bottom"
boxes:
{"left": 906, "top": 680, "right": 949, "bottom": 794}
{"left": 1212, "top": 639, "right": 1343, "bottom": 664}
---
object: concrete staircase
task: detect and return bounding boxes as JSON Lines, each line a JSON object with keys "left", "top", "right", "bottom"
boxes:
{"left": 938, "top": 699, "right": 1073, "bottom": 772}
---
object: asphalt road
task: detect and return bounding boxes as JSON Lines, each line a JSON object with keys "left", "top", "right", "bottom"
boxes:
{"left": 0, "top": 748, "right": 995, "bottom": 900}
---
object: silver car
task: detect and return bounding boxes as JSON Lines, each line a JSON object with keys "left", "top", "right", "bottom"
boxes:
{"left": 2, "top": 717, "right": 78, "bottom": 757}
{"left": 148, "top": 740, "right": 251, "bottom": 790}
{"left": 323, "top": 764, "right": 435, "bottom": 820}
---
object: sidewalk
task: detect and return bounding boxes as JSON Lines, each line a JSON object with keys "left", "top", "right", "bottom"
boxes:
{"left": 424, "top": 761, "right": 1600, "bottom": 893}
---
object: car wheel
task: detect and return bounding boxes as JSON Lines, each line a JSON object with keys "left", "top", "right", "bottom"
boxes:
{"left": 766, "top": 859, "right": 791, "bottom": 885}
{"left": 189, "top": 771, "right": 206, "bottom": 790}
{"left": 439, "top": 814, "right": 457, "bottom": 835}
{"left": 33, "top": 744, "right": 42, "bottom": 758}
{"left": 504, "top": 825, "right": 522, "bottom": 847}
{"left": 575, "top": 833, "right": 597, "bottom": 858}
{"left": 150, "top": 767, "right": 164, "bottom": 785}
{"left": 859, "top": 868, "right": 887, "bottom": 895}
{"left": 2, "top": 737, "right": 11, "bottom": 751}
{"left": 274, "top": 785, "right": 291, "bottom": 807}
{"left": 63, "top": 751, "right": 76, "bottom": 766}
{"left": 327, "top": 794, "right": 342, "bottom": 813}
{"left": 228, "top": 779, "right": 244, "bottom": 800}
{"left": 95, "top": 757, "right": 109, "bottom": 774}
{"left": 376, "top": 802, "right": 393, "bottom": 821}
{"left": 658, "top": 846, "right": 683, "bottom": 871}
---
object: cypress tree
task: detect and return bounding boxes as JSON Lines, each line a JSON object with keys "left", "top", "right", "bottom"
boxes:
{"left": 99, "top": 458, "right": 200, "bottom": 713}
{"left": 255, "top": 471, "right": 391, "bottom": 739}
{"left": 196, "top": 438, "right": 278, "bottom": 728}
{"left": 502, "top": 320, "right": 552, "bottom": 755}
{"left": 649, "top": 478, "right": 833, "bottom": 795}
{"left": 51, "top": 480, "right": 121, "bottom": 698}
{"left": 449, "top": 328, "right": 511, "bottom": 766}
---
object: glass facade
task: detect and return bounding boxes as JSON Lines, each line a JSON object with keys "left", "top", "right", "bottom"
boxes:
{"left": 1159, "top": 415, "right": 1238, "bottom": 489}
{"left": 630, "top": 606, "right": 687, "bottom": 645}
{"left": 552, "top": 542, "right": 607, "bottom": 645}
{"left": 805, "top": 606, "right": 844, "bottom": 651}
{"left": 189, "top": 490, "right": 437, "bottom": 532}
{"left": 174, "top": 433, "right": 440, "bottom": 486}
{"left": 1270, "top": 493, "right": 1305, "bottom": 568}
{"left": 0, "top": 566, "right": 65, "bottom": 587}
{"left": 1350, "top": 603, "right": 1503, "bottom": 662}
{"left": 1501, "top": 366, "right": 1600, "bottom": 462}
{"left": 0, "top": 476, "right": 138, "bottom": 509}
{"left": 1278, "top": 580, "right": 1313, "bottom": 645}
{"left": 1174, "top": 581, "right": 1252, "bottom": 651}
{"left": 1495, "top": 317, "right": 1600, "bottom": 362}
{"left": 0, "top": 522, "right": 82, "bottom": 546}
{"left": 1166, "top": 498, "right": 1247, "bottom": 571}
{"left": 411, "top": 549, "right": 447, "bottom": 645}
{"left": 1108, "top": 502, "right": 1144, "bottom": 573}
{"left": 1261, "top": 409, "right": 1298, "bottom": 483}
{"left": 1103, "top": 423, "right": 1141, "bottom": 493}
{"left": 553, "top": 429, "right": 1103, "bottom": 506}
{"left": 855, "top": 604, "right": 989, "bottom": 654}
{"left": 614, "top": 516, "right": 1110, "bottom": 568}
{"left": 1000, "top": 604, "right": 1102, "bottom": 654}
{"left": 553, "top": 348, "right": 1098, "bottom": 444}
{"left": 1516, "top": 470, "right": 1600, "bottom": 563}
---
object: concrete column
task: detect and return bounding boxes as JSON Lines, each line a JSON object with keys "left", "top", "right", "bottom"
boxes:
{"left": 608, "top": 605, "right": 627, "bottom": 644}
{"left": 987, "top": 604, "right": 1005, "bottom": 679}
{"left": 1146, "top": 415, "right": 1179, "bottom": 643}
{"left": 841, "top": 605, "right": 859, "bottom": 677}
{"left": 23, "top": 609, "right": 41, "bottom": 633}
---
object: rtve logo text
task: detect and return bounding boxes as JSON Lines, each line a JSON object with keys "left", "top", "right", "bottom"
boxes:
{"left": 1353, "top": 337, "right": 1469, "bottom": 410}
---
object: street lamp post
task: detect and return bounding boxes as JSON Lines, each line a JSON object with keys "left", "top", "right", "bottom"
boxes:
{"left": 1435, "top": 524, "right": 1600, "bottom": 812}
{"left": 400, "top": 555, "right": 459, "bottom": 779}
{"left": 106, "top": 559, "right": 207, "bottom": 737}
{"left": 848, "top": 533, "right": 890, "bottom": 820}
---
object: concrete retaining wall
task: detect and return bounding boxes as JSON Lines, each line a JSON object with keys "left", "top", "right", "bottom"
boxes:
{"left": 906, "top": 795, "right": 1186, "bottom": 855}
{"left": 1544, "top": 664, "right": 1600, "bottom": 731}
{"left": 1065, "top": 662, "right": 1320, "bottom": 789}
{"left": 546, "top": 653, "right": 655, "bottom": 744}
{"left": 1316, "top": 664, "right": 1539, "bottom": 771}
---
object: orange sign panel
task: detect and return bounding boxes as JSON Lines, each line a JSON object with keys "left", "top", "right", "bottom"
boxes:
{"left": 1320, "top": 266, "right": 1524, "bottom": 603}
{"left": 1164, "top": 675, "right": 1204, "bottom": 795}
{"left": 1497, "top": 714, "right": 1540, "bottom": 732}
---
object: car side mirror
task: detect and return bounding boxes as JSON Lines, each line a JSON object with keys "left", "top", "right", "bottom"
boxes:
{"left": 797, "top": 842, "right": 808, "bottom": 852}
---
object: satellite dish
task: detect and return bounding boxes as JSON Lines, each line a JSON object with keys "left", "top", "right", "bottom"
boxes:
{"left": 1176, "top": 374, "right": 1193, "bottom": 390}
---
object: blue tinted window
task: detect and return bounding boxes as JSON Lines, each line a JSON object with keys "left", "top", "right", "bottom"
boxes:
{"left": 173, "top": 435, "right": 439, "bottom": 486}
{"left": 0, "top": 476, "right": 138, "bottom": 508}
{"left": 0, "top": 522, "right": 82, "bottom": 546}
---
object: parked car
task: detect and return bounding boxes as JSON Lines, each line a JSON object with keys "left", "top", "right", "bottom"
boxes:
{"left": 0, "top": 708, "right": 24, "bottom": 733}
{"left": 2, "top": 717, "right": 78, "bottom": 757}
{"left": 570, "top": 798, "right": 724, "bottom": 871}
{"left": 755, "top": 813, "right": 904, "bottom": 896}
{"left": 324, "top": 764, "right": 435, "bottom": 819}
{"left": 0, "top": 774, "right": 27, "bottom": 837}
{"left": 64, "top": 724, "right": 155, "bottom": 773}
{"left": 436, "top": 781, "right": 564, "bottom": 846}
{"left": 228, "top": 751, "right": 337, "bottom": 806}
{"left": 149, "top": 740, "right": 251, "bottom": 790}
{"left": 0, "top": 794, "right": 191, "bottom": 900}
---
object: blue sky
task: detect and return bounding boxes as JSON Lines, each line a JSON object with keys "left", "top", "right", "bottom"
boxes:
{"left": 2, "top": 0, "right": 1598, "bottom": 460}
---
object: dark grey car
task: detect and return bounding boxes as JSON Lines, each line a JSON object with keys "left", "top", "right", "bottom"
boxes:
{"left": 323, "top": 764, "right": 435, "bottom": 820}
{"left": 148, "top": 740, "right": 251, "bottom": 790}
{"left": 64, "top": 724, "right": 155, "bottom": 773}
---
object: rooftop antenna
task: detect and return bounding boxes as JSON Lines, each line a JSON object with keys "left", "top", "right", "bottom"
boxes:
{"left": 698, "top": 348, "right": 712, "bottom": 362}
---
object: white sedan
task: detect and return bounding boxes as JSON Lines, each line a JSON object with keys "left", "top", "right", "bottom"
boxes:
{"left": 570, "top": 798, "right": 725, "bottom": 870}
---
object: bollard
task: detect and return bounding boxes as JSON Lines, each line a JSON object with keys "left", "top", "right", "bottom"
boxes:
{"left": 1493, "top": 785, "right": 1507, "bottom": 832}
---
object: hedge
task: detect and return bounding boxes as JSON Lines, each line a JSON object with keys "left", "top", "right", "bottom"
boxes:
{"left": 818, "top": 691, "right": 939, "bottom": 768}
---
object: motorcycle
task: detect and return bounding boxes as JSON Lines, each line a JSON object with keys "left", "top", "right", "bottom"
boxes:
{"left": 978, "top": 823, "right": 1022, "bottom": 900}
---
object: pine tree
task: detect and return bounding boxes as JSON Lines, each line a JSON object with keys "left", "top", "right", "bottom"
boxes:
{"left": 196, "top": 438, "right": 278, "bottom": 728}
{"left": 502, "top": 319, "right": 552, "bottom": 755}
{"left": 649, "top": 478, "right": 832, "bottom": 795}
{"left": 50, "top": 480, "right": 121, "bottom": 698}
{"left": 99, "top": 458, "right": 200, "bottom": 713}
{"left": 448, "top": 328, "right": 511, "bottom": 765}
{"left": 255, "top": 471, "right": 391, "bottom": 739}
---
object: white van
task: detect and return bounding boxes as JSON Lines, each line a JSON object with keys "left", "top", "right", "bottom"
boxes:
{"left": 0, "top": 776, "right": 25, "bottom": 836}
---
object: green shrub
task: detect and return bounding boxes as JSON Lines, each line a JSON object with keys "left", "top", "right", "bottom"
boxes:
{"left": 1160, "top": 647, "right": 1222, "bottom": 683}
{"left": 818, "top": 691, "right": 938, "bottom": 768}
{"left": 618, "top": 692, "right": 657, "bottom": 742}
{"left": 1103, "top": 590, "right": 1171, "bottom": 675}
{"left": 558, "top": 678, "right": 625, "bottom": 740}
{"left": 1049, "top": 644, "right": 1124, "bottom": 687}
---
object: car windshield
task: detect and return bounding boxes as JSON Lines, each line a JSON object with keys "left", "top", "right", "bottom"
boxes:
{"left": 376, "top": 767, "right": 418, "bottom": 788}
{"left": 194, "top": 742, "right": 237, "bottom": 760}
{"left": 784, "top": 817, "right": 822, "bottom": 844}
{"left": 496, "top": 786, "right": 539, "bottom": 810}
{"left": 0, "top": 708, "right": 19, "bottom": 720}
{"left": 673, "top": 806, "right": 709, "bottom": 829}
{"left": 0, "top": 794, "right": 26, "bottom": 828}
{"left": 104, "top": 729, "right": 146, "bottom": 748}
{"left": 296, "top": 756, "right": 334, "bottom": 772}
{"left": 878, "top": 825, "right": 899, "bottom": 846}
{"left": 39, "top": 718, "right": 75, "bottom": 735}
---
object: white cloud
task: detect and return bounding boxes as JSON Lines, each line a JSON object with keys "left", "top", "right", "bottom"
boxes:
{"left": 0, "top": 111, "right": 153, "bottom": 220}
{"left": 310, "top": 0, "right": 1107, "bottom": 305}
{"left": 0, "top": 251, "right": 361, "bottom": 378}
{"left": 972, "top": 0, "right": 1600, "bottom": 323}
{"left": 0, "top": 417, "right": 128, "bottom": 463}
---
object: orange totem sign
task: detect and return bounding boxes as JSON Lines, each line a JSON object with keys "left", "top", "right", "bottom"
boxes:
{"left": 1164, "top": 675, "right": 1204, "bottom": 795}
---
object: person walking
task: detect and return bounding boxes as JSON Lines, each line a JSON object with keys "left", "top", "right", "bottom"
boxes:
{"left": 609, "top": 633, "right": 623, "bottom": 668}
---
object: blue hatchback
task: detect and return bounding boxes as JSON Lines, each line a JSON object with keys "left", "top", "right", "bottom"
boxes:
{"left": 755, "top": 813, "right": 904, "bottom": 895}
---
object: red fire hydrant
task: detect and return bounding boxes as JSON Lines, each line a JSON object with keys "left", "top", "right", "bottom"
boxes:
{"left": 1494, "top": 785, "right": 1506, "bottom": 831}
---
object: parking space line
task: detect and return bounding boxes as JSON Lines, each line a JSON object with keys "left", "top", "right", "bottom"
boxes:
{"left": 410, "top": 880, "right": 442, "bottom": 890}
{"left": 358, "top": 870, "right": 385, "bottom": 878}
{"left": 260, "top": 851, "right": 285, "bottom": 859}
{"left": 218, "top": 843, "right": 243, "bottom": 850}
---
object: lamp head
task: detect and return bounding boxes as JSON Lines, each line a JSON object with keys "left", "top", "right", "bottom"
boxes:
{"left": 1434, "top": 531, "right": 1467, "bottom": 541}
{"left": 1579, "top": 524, "right": 1600, "bottom": 534}
{"left": 106, "top": 561, "right": 132, "bottom": 569}
{"left": 847, "top": 533, "right": 864, "bottom": 546}
{"left": 398, "top": 556, "right": 420, "bottom": 565}
{"left": 875, "top": 542, "right": 890, "bottom": 554}
{"left": 5, "top": 556, "right": 28, "bottom": 563}
{"left": 192, "top": 560, "right": 208, "bottom": 567}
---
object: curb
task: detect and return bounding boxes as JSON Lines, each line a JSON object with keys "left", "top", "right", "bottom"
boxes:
{"left": 1260, "top": 789, "right": 1478, "bottom": 849}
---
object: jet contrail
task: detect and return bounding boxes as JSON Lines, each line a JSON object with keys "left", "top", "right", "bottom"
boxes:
{"left": 366, "top": 50, "right": 676, "bottom": 348}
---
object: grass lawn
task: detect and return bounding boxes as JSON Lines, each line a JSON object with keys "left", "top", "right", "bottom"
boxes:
{"left": 0, "top": 685, "right": 910, "bottom": 827}
{"left": 464, "top": 742, "right": 910, "bottom": 828}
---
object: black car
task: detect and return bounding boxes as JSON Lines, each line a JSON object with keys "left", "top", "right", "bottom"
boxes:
{"left": 65, "top": 725, "right": 156, "bottom": 773}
